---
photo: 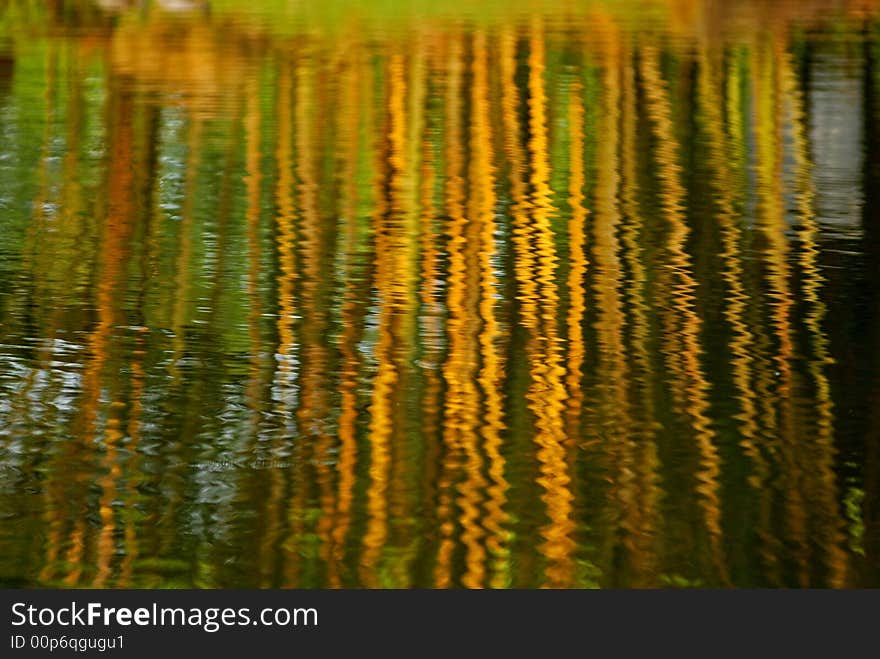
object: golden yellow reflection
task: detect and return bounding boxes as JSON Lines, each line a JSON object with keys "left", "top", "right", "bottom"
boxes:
{"left": 565, "top": 77, "right": 589, "bottom": 441}
{"left": 592, "top": 26, "right": 634, "bottom": 583}
{"left": 436, "top": 33, "right": 466, "bottom": 588}
{"left": 781, "top": 48, "right": 849, "bottom": 587}
{"left": 0, "top": 0, "right": 874, "bottom": 589}
{"left": 640, "top": 44, "right": 728, "bottom": 585}
{"left": 329, "top": 40, "right": 369, "bottom": 587}
{"left": 527, "top": 18, "right": 576, "bottom": 588}
{"left": 618, "top": 39, "right": 660, "bottom": 586}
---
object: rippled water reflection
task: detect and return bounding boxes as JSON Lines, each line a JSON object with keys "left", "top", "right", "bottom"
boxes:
{"left": 0, "top": 0, "right": 879, "bottom": 588}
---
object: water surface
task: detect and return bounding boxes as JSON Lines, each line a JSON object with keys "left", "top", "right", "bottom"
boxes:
{"left": 1, "top": 0, "right": 879, "bottom": 588}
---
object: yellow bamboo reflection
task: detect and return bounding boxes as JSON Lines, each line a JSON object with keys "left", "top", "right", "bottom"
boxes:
{"left": 445, "top": 29, "right": 499, "bottom": 590}
{"left": 282, "top": 54, "right": 320, "bottom": 586}
{"left": 400, "top": 40, "right": 428, "bottom": 346}
{"left": 564, "top": 78, "right": 589, "bottom": 440}
{"left": 110, "top": 18, "right": 245, "bottom": 117}
{"left": 452, "top": 83, "right": 487, "bottom": 586}
{"left": 729, "top": 47, "right": 787, "bottom": 584}
{"left": 592, "top": 28, "right": 637, "bottom": 584}
{"left": 471, "top": 32, "right": 512, "bottom": 589}
{"left": 753, "top": 37, "right": 809, "bottom": 585}
{"left": 330, "top": 40, "right": 375, "bottom": 586}
{"left": 695, "top": 41, "right": 774, "bottom": 584}
{"left": 725, "top": 49, "right": 747, "bottom": 190}
{"left": 62, "top": 520, "right": 86, "bottom": 587}
{"left": 46, "top": 48, "right": 104, "bottom": 456}
{"left": 30, "top": 47, "right": 132, "bottom": 585}
{"left": 415, "top": 40, "right": 448, "bottom": 591}
{"left": 782, "top": 50, "right": 849, "bottom": 587}
{"left": 498, "top": 25, "right": 539, "bottom": 585}
{"left": 3, "top": 0, "right": 880, "bottom": 590}
{"left": 386, "top": 41, "right": 427, "bottom": 587}
{"left": 261, "top": 59, "right": 296, "bottom": 588}
{"left": 710, "top": 48, "right": 763, "bottom": 483}
{"left": 618, "top": 42, "right": 661, "bottom": 585}
{"left": 502, "top": 22, "right": 564, "bottom": 586}
{"left": 699, "top": 40, "right": 792, "bottom": 583}
{"left": 360, "top": 52, "right": 406, "bottom": 588}
{"left": 94, "top": 102, "right": 156, "bottom": 588}
{"left": 435, "top": 33, "right": 466, "bottom": 588}
{"left": 84, "top": 78, "right": 138, "bottom": 587}
{"left": 436, "top": 36, "right": 488, "bottom": 587}
{"left": 245, "top": 68, "right": 287, "bottom": 587}
{"left": 640, "top": 44, "right": 728, "bottom": 585}
{"left": 244, "top": 71, "right": 265, "bottom": 429}
{"left": 93, "top": 415, "right": 123, "bottom": 588}
{"left": 699, "top": 45, "right": 792, "bottom": 584}
{"left": 501, "top": 28, "right": 538, "bottom": 333}
{"left": 300, "top": 58, "right": 339, "bottom": 583}
{"left": 527, "top": 17, "right": 576, "bottom": 588}
{"left": 328, "top": 44, "right": 361, "bottom": 587}
{"left": 273, "top": 60, "right": 297, "bottom": 427}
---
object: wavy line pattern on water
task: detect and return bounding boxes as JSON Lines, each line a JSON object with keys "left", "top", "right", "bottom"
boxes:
{"left": 0, "top": 0, "right": 878, "bottom": 588}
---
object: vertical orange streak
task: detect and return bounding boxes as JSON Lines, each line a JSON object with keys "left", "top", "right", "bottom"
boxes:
{"left": 360, "top": 53, "right": 403, "bottom": 588}
{"left": 448, "top": 30, "right": 498, "bottom": 590}
{"left": 80, "top": 77, "right": 137, "bottom": 586}
{"left": 93, "top": 416, "right": 123, "bottom": 587}
{"left": 35, "top": 45, "right": 103, "bottom": 585}
{"left": 417, "top": 42, "right": 446, "bottom": 590}
{"left": 706, "top": 47, "right": 763, "bottom": 479}
{"left": 261, "top": 60, "right": 296, "bottom": 589}
{"left": 640, "top": 44, "right": 728, "bottom": 585}
{"left": 782, "top": 50, "right": 849, "bottom": 587}
{"left": 62, "top": 520, "right": 85, "bottom": 587}
{"left": 293, "top": 51, "right": 337, "bottom": 582}
{"left": 565, "top": 78, "right": 589, "bottom": 440}
{"left": 452, "top": 44, "right": 485, "bottom": 587}
{"left": 312, "top": 82, "right": 340, "bottom": 586}
{"left": 696, "top": 42, "right": 770, "bottom": 582}
{"left": 501, "top": 28, "right": 538, "bottom": 331}
{"left": 244, "top": 70, "right": 265, "bottom": 429}
{"left": 95, "top": 104, "right": 156, "bottom": 588}
{"left": 434, "top": 34, "right": 465, "bottom": 588}
{"left": 528, "top": 18, "right": 576, "bottom": 588}
{"left": 282, "top": 55, "right": 317, "bottom": 587}
{"left": 328, "top": 43, "right": 361, "bottom": 587}
{"left": 244, "top": 65, "right": 286, "bottom": 585}
{"left": 753, "top": 38, "right": 807, "bottom": 584}
{"left": 331, "top": 43, "right": 374, "bottom": 586}
{"left": 274, "top": 60, "right": 298, "bottom": 429}
{"left": 500, "top": 24, "right": 538, "bottom": 585}
{"left": 592, "top": 31, "right": 633, "bottom": 582}
{"left": 471, "top": 31, "right": 511, "bottom": 589}
{"left": 386, "top": 40, "right": 426, "bottom": 587}
{"left": 727, "top": 47, "right": 784, "bottom": 583}
{"left": 619, "top": 44, "right": 660, "bottom": 585}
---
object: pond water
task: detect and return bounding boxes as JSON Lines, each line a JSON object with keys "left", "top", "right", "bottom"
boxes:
{"left": 0, "top": 0, "right": 878, "bottom": 588}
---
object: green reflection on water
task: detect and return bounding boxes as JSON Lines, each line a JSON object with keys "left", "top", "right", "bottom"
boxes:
{"left": 0, "top": 0, "right": 878, "bottom": 588}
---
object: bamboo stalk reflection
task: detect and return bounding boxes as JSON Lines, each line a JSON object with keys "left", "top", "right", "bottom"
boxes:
{"left": 0, "top": 0, "right": 878, "bottom": 588}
